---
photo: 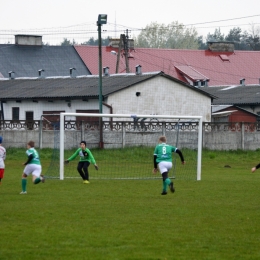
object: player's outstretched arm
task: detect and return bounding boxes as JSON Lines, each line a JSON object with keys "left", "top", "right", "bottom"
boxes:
{"left": 176, "top": 149, "right": 185, "bottom": 164}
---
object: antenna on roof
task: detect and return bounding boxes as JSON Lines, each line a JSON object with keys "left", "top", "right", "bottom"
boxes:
{"left": 114, "top": 11, "right": 117, "bottom": 38}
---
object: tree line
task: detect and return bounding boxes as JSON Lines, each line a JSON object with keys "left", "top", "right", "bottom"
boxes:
{"left": 60, "top": 21, "right": 260, "bottom": 51}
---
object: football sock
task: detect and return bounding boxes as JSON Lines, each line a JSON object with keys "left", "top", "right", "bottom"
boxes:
{"left": 22, "top": 179, "right": 27, "bottom": 191}
{"left": 162, "top": 178, "right": 171, "bottom": 191}
{"left": 34, "top": 178, "right": 41, "bottom": 184}
{"left": 165, "top": 178, "right": 171, "bottom": 186}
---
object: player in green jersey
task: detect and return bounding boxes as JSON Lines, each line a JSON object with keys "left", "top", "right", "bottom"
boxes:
{"left": 153, "top": 136, "right": 185, "bottom": 195}
{"left": 65, "top": 141, "right": 98, "bottom": 184}
{"left": 20, "top": 141, "right": 45, "bottom": 194}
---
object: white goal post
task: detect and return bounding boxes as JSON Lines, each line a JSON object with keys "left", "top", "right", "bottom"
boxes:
{"left": 59, "top": 113, "right": 203, "bottom": 181}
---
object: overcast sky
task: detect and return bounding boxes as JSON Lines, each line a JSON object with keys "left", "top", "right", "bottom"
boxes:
{"left": 0, "top": 0, "right": 259, "bottom": 44}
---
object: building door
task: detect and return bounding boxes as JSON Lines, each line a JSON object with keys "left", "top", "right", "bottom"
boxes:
{"left": 26, "top": 111, "right": 34, "bottom": 130}
{"left": 42, "top": 111, "right": 65, "bottom": 130}
{"left": 76, "top": 110, "right": 99, "bottom": 129}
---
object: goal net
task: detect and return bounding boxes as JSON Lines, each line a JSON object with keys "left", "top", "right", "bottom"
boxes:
{"left": 44, "top": 113, "right": 202, "bottom": 181}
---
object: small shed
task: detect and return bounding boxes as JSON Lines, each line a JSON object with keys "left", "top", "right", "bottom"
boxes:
{"left": 212, "top": 105, "right": 258, "bottom": 123}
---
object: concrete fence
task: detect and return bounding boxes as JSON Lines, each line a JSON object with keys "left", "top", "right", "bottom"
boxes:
{"left": 0, "top": 121, "right": 260, "bottom": 150}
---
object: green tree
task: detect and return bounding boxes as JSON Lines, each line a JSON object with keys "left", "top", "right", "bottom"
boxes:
{"left": 224, "top": 27, "right": 249, "bottom": 50}
{"left": 246, "top": 24, "right": 260, "bottom": 50}
{"left": 206, "top": 28, "right": 225, "bottom": 42}
{"left": 81, "top": 37, "right": 110, "bottom": 46}
{"left": 197, "top": 35, "right": 207, "bottom": 50}
{"left": 225, "top": 27, "right": 242, "bottom": 42}
{"left": 135, "top": 21, "right": 199, "bottom": 49}
{"left": 60, "top": 38, "right": 77, "bottom": 46}
{"left": 246, "top": 34, "right": 260, "bottom": 50}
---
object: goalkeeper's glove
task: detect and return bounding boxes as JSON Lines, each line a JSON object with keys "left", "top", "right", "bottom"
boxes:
{"left": 64, "top": 160, "right": 69, "bottom": 164}
{"left": 94, "top": 164, "right": 98, "bottom": 170}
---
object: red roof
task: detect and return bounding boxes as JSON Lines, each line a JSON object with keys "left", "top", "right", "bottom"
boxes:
{"left": 74, "top": 45, "right": 260, "bottom": 86}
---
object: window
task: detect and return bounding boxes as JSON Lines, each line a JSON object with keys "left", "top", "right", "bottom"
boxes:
{"left": 26, "top": 111, "right": 33, "bottom": 121}
{"left": 12, "top": 107, "right": 19, "bottom": 120}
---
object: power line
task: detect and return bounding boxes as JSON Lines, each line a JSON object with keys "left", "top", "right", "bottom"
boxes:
{"left": 184, "top": 14, "right": 260, "bottom": 26}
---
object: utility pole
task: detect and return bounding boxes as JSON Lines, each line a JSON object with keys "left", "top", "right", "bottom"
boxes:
{"left": 115, "top": 30, "right": 131, "bottom": 73}
{"left": 123, "top": 29, "right": 130, "bottom": 73}
{"left": 97, "top": 14, "right": 107, "bottom": 149}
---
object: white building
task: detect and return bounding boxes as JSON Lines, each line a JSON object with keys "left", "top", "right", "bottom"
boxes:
{"left": 0, "top": 71, "right": 214, "bottom": 124}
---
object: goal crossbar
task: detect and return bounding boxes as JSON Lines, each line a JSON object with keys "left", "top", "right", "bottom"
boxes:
{"left": 59, "top": 113, "right": 203, "bottom": 180}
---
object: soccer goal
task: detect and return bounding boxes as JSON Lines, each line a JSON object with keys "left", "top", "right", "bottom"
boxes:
{"left": 54, "top": 113, "right": 203, "bottom": 181}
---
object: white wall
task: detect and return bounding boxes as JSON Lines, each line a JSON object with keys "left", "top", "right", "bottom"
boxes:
{"left": 106, "top": 77, "right": 211, "bottom": 121}
{"left": 2, "top": 99, "right": 102, "bottom": 120}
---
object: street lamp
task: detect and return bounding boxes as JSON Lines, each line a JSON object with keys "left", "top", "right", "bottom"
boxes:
{"left": 97, "top": 14, "right": 107, "bottom": 149}
{"left": 97, "top": 14, "right": 107, "bottom": 114}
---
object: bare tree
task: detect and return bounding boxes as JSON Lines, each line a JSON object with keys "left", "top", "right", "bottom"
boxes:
{"left": 247, "top": 23, "right": 260, "bottom": 50}
{"left": 135, "top": 21, "right": 199, "bottom": 49}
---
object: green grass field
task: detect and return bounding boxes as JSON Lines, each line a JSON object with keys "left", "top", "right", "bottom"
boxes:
{"left": 1, "top": 148, "right": 260, "bottom": 260}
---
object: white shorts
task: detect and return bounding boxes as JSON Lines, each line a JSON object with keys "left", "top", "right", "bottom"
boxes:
{"left": 23, "top": 164, "right": 42, "bottom": 177}
{"left": 158, "top": 161, "right": 172, "bottom": 174}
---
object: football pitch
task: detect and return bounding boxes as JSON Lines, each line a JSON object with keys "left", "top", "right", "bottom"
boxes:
{"left": 1, "top": 149, "right": 260, "bottom": 260}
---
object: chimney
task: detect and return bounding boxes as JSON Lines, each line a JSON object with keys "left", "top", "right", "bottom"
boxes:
{"left": 70, "top": 68, "right": 76, "bottom": 77}
{"left": 135, "top": 65, "right": 142, "bottom": 75}
{"left": 15, "top": 35, "right": 42, "bottom": 46}
{"left": 9, "top": 71, "right": 15, "bottom": 80}
{"left": 205, "top": 79, "right": 209, "bottom": 87}
{"left": 38, "top": 69, "right": 45, "bottom": 78}
{"left": 207, "top": 41, "right": 234, "bottom": 52}
{"left": 103, "top": 67, "right": 110, "bottom": 76}
{"left": 240, "top": 78, "right": 245, "bottom": 86}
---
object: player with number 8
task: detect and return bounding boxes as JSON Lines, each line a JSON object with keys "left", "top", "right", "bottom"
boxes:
{"left": 153, "top": 136, "right": 185, "bottom": 195}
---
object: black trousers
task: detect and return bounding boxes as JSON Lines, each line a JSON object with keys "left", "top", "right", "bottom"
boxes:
{"left": 77, "top": 161, "right": 90, "bottom": 180}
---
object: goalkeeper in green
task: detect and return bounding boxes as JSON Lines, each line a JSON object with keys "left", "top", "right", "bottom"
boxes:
{"left": 153, "top": 136, "right": 185, "bottom": 195}
{"left": 65, "top": 141, "right": 98, "bottom": 184}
